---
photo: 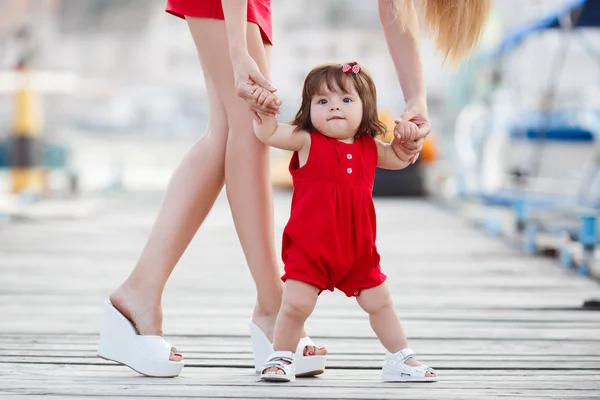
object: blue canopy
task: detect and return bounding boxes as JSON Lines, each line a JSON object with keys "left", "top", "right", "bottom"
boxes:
{"left": 486, "top": 0, "right": 600, "bottom": 61}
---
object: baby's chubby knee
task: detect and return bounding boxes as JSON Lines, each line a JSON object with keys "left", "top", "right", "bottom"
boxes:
{"left": 278, "top": 279, "right": 320, "bottom": 321}
{"left": 357, "top": 287, "right": 394, "bottom": 315}
{"left": 280, "top": 295, "right": 316, "bottom": 321}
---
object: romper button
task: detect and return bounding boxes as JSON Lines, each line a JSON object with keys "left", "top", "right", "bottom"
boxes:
{"left": 347, "top": 168, "right": 352, "bottom": 174}
{"left": 347, "top": 153, "right": 352, "bottom": 159}
{"left": 354, "top": 291, "right": 359, "bottom": 295}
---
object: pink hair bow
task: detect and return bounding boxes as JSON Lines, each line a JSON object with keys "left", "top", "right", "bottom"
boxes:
{"left": 342, "top": 63, "right": 360, "bottom": 74}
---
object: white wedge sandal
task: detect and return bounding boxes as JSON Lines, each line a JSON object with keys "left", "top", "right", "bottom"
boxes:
{"left": 382, "top": 348, "right": 437, "bottom": 383}
{"left": 97, "top": 300, "right": 184, "bottom": 377}
{"left": 248, "top": 319, "right": 326, "bottom": 377}
{"left": 260, "top": 351, "right": 296, "bottom": 382}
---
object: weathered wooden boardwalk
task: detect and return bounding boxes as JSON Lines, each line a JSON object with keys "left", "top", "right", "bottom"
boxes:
{"left": 1, "top": 190, "right": 600, "bottom": 399}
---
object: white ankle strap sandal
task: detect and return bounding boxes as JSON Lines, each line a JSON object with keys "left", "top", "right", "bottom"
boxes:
{"left": 382, "top": 348, "right": 437, "bottom": 382}
{"left": 260, "top": 351, "right": 296, "bottom": 382}
{"left": 248, "top": 319, "right": 326, "bottom": 377}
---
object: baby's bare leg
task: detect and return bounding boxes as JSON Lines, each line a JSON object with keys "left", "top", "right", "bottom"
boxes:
{"left": 356, "top": 283, "right": 434, "bottom": 377}
{"left": 264, "top": 279, "right": 319, "bottom": 375}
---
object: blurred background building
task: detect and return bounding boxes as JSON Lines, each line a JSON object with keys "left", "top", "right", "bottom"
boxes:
{"left": 0, "top": 0, "right": 598, "bottom": 193}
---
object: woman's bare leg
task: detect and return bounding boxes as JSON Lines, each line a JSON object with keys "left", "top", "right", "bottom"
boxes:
{"left": 109, "top": 21, "right": 230, "bottom": 362}
{"left": 186, "top": 18, "right": 283, "bottom": 338}
{"left": 111, "top": 17, "right": 325, "bottom": 361}
{"left": 186, "top": 19, "right": 325, "bottom": 357}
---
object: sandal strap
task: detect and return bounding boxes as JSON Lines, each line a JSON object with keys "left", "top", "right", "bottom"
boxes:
{"left": 394, "top": 363, "right": 429, "bottom": 378}
{"left": 265, "top": 350, "right": 295, "bottom": 363}
{"left": 262, "top": 360, "right": 292, "bottom": 370}
{"left": 394, "top": 348, "right": 416, "bottom": 363}
{"left": 425, "top": 366, "right": 436, "bottom": 374}
{"left": 384, "top": 348, "right": 436, "bottom": 379}
{"left": 385, "top": 360, "right": 434, "bottom": 378}
{"left": 262, "top": 351, "right": 295, "bottom": 374}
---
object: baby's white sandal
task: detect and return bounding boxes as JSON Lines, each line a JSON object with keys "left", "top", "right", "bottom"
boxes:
{"left": 260, "top": 351, "right": 296, "bottom": 383}
{"left": 382, "top": 348, "right": 437, "bottom": 383}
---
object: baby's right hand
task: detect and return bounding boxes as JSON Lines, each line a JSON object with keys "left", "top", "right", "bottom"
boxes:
{"left": 252, "top": 85, "right": 282, "bottom": 115}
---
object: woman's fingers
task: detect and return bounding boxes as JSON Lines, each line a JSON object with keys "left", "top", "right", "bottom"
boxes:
{"left": 250, "top": 87, "right": 280, "bottom": 114}
{"left": 249, "top": 69, "right": 277, "bottom": 92}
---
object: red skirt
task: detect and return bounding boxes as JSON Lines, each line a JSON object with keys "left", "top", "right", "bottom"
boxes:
{"left": 166, "top": 0, "right": 273, "bottom": 45}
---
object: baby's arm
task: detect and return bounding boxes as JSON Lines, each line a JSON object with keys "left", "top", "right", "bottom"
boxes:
{"left": 375, "top": 120, "right": 418, "bottom": 170}
{"left": 252, "top": 87, "right": 309, "bottom": 152}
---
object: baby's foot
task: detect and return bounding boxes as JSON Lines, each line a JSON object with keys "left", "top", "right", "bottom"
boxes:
{"left": 109, "top": 283, "right": 182, "bottom": 362}
{"left": 382, "top": 349, "right": 436, "bottom": 381}
{"left": 404, "top": 358, "right": 435, "bottom": 378}
{"left": 263, "top": 358, "right": 291, "bottom": 376}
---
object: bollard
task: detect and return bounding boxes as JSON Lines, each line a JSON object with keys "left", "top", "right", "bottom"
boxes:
{"left": 577, "top": 213, "right": 596, "bottom": 277}
{"left": 10, "top": 66, "right": 44, "bottom": 194}
{"left": 524, "top": 222, "right": 537, "bottom": 255}
{"left": 559, "top": 230, "right": 573, "bottom": 269}
{"left": 514, "top": 198, "right": 527, "bottom": 234}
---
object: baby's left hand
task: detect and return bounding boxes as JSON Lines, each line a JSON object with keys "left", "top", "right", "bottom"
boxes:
{"left": 394, "top": 119, "right": 420, "bottom": 143}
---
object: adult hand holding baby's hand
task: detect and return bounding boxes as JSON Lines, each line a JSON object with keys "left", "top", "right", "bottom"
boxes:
{"left": 394, "top": 120, "right": 420, "bottom": 143}
{"left": 392, "top": 120, "right": 426, "bottom": 165}
{"left": 232, "top": 52, "right": 281, "bottom": 123}
{"left": 394, "top": 98, "right": 430, "bottom": 164}
{"left": 391, "top": 124, "right": 417, "bottom": 163}
{"left": 251, "top": 86, "right": 282, "bottom": 116}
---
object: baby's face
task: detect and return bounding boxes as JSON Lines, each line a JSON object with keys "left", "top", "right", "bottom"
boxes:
{"left": 310, "top": 84, "right": 363, "bottom": 140}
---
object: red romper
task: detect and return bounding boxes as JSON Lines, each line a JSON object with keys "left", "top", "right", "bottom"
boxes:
{"left": 165, "top": 0, "right": 273, "bottom": 45}
{"left": 282, "top": 132, "right": 387, "bottom": 297}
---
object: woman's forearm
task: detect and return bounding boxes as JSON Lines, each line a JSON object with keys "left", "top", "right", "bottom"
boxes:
{"left": 378, "top": 0, "right": 426, "bottom": 103}
{"left": 222, "top": 0, "right": 249, "bottom": 60}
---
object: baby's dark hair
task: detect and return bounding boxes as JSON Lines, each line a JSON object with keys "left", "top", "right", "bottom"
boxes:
{"left": 291, "top": 62, "right": 387, "bottom": 138}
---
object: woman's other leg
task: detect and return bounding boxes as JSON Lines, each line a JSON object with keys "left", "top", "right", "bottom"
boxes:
{"left": 109, "top": 20, "right": 231, "bottom": 362}
{"left": 186, "top": 19, "right": 325, "bottom": 357}
{"left": 187, "top": 18, "right": 282, "bottom": 337}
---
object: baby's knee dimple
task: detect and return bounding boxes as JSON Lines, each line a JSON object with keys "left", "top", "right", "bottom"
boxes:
{"left": 281, "top": 299, "right": 313, "bottom": 320}
{"left": 356, "top": 291, "right": 393, "bottom": 315}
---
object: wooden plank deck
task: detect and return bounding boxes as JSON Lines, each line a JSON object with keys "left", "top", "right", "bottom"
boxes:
{"left": 1, "top": 191, "right": 600, "bottom": 399}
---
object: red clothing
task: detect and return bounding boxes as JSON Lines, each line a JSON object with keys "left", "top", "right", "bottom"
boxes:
{"left": 282, "top": 132, "right": 386, "bottom": 297}
{"left": 165, "top": 0, "right": 273, "bottom": 45}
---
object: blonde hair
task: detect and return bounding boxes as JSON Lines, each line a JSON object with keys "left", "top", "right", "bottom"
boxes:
{"left": 392, "top": 0, "right": 492, "bottom": 64}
